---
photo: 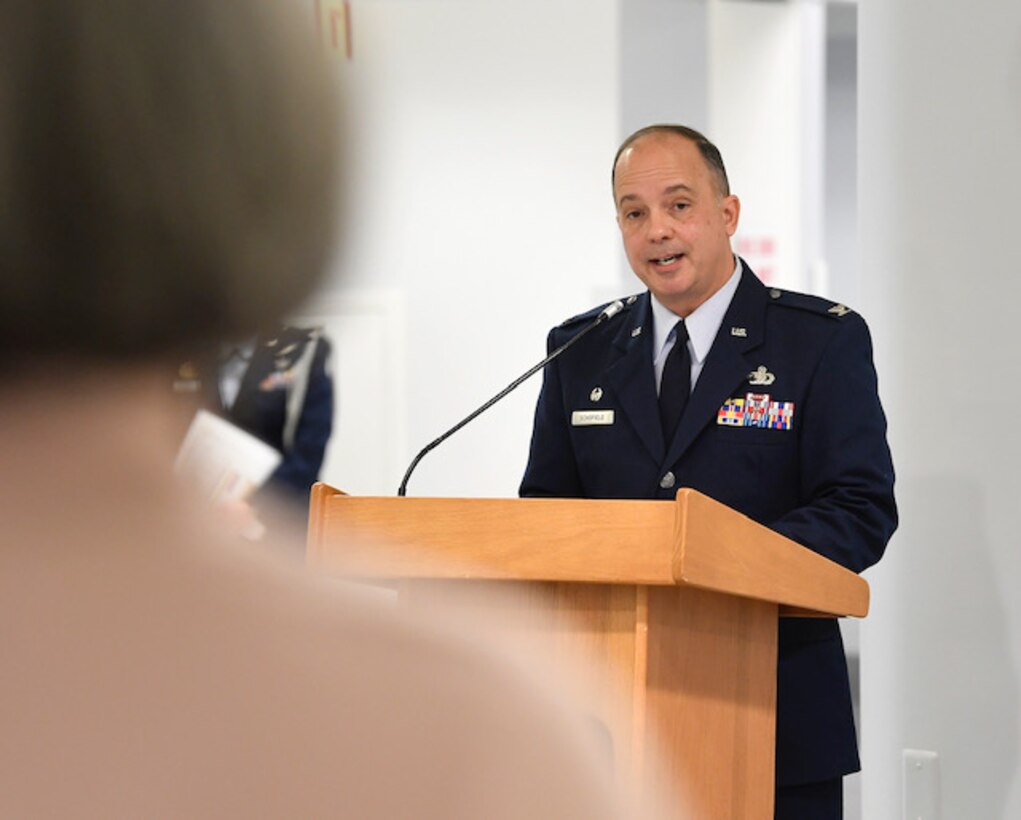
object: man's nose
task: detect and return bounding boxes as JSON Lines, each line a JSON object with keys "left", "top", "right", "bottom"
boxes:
{"left": 645, "top": 209, "right": 674, "bottom": 241}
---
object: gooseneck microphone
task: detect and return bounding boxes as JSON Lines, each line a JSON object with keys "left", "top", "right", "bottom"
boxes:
{"left": 397, "top": 300, "right": 626, "bottom": 496}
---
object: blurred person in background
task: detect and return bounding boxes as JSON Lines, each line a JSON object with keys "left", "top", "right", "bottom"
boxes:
{"left": 0, "top": 2, "right": 650, "bottom": 816}
{"left": 174, "top": 323, "right": 335, "bottom": 518}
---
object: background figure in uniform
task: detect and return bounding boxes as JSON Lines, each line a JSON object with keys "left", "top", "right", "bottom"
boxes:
{"left": 214, "top": 325, "right": 333, "bottom": 501}
{"left": 220, "top": 327, "right": 332, "bottom": 499}
{"left": 0, "top": 3, "right": 648, "bottom": 817}
{"left": 521, "top": 124, "right": 897, "bottom": 820}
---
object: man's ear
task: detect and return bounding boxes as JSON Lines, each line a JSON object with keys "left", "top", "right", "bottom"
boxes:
{"left": 722, "top": 195, "right": 740, "bottom": 236}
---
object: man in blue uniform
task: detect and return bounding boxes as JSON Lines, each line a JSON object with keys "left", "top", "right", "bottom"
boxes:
{"left": 520, "top": 124, "right": 897, "bottom": 819}
{"left": 175, "top": 325, "right": 334, "bottom": 506}
{"left": 216, "top": 326, "right": 334, "bottom": 501}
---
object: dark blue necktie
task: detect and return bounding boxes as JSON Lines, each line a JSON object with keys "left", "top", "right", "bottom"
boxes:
{"left": 658, "top": 320, "right": 690, "bottom": 444}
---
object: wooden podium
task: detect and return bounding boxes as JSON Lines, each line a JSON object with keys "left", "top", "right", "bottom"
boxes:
{"left": 307, "top": 483, "right": 868, "bottom": 819}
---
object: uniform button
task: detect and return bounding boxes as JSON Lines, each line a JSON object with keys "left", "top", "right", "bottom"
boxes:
{"left": 770, "top": 288, "right": 782, "bottom": 299}
{"left": 659, "top": 471, "right": 676, "bottom": 489}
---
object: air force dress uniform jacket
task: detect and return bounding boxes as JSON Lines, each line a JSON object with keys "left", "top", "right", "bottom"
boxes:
{"left": 520, "top": 261, "right": 897, "bottom": 787}
{"left": 225, "top": 327, "right": 334, "bottom": 500}
{"left": 174, "top": 326, "right": 334, "bottom": 501}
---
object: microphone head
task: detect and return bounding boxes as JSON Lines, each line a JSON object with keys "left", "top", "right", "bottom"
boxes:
{"left": 599, "top": 300, "right": 625, "bottom": 321}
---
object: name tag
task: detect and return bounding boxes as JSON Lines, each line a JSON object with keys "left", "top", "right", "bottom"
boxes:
{"left": 571, "top": 410, "right": 615, "bottom": 426}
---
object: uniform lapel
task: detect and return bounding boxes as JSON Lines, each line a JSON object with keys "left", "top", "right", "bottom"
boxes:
{"left": 604, "top": 294, "right": 665, "bottom": 461}
{"left": 232, "top": 335, "right": 273, "bottom": 413}
{"left": 664, "top": 267, "right": 769, "bottom": 466}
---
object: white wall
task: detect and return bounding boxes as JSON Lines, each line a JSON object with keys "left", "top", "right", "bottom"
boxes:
{"left": 822, "top": 2, "right": 858, "bottom": 306}
{"left": 314, "top": 0, "right": 621, "bottom": 496}
{"left": 619, "top": 0, "right": 709, "bottom": 137}
{"left": 617, "top": 0, "right": 709, "bottom": 287}
{"left": 859, "top": 0, "right": 1021, "bottom": 816}
{"left": 708, "top": 0, "right": 826, "bottom": 293}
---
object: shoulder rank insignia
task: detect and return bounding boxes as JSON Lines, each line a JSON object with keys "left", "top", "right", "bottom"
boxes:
{"left": 717, "top": 393, "right": 795, "bottom": 430}
{"left": 770, "top": 288, "right": 853, "bottom": 319}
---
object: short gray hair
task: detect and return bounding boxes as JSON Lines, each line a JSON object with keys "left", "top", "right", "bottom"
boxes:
{"left": 612, "top": 124, "right": 730, "bottom": 198}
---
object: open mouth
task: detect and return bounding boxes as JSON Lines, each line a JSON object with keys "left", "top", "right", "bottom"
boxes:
{"left": 652, "top": 254, "right": 682, "bottom": 266}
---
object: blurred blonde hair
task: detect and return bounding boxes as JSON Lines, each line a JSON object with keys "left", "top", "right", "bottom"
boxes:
{"left": 0, "top": 0, "right": 341, "bottom": 361}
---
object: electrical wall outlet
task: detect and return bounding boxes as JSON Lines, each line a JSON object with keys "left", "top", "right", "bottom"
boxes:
{"left": 903, "top": 748, "right": 940, "bottom": 820}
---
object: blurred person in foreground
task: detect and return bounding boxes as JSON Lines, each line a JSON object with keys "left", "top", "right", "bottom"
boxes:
{"left": 0, "top": 3, "right": 650, "bottom": 816}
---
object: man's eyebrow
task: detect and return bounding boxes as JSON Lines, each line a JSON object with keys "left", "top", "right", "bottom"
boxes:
{"left": 616, "top": 183, "right": 695, "bottom": 208}
{"left": 664, "top": 183, "right": 695, "bottom": 195}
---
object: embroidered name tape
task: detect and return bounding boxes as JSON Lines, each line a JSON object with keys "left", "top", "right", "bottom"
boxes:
{"left": 717, "top": 393, "right": 795, "bottom": 430}
{"left": 571, "top": 410, "right": 615, "bottom": 427}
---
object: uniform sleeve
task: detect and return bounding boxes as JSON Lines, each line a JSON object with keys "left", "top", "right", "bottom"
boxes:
{"left": 769, "top": 314, "right": 897, "bottom": 572}
{"left": 270, "top": 337, "right": 334, "bottom": 496}
{"left": 519, "top": 328, "right": 584, "bottom": 498}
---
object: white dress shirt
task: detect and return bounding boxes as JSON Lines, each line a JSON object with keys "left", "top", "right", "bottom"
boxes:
{"left": 651, "top": 257, "right": 742, "bottom": 394}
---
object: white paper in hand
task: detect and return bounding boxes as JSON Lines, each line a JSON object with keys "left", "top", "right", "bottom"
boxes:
{"left": 174, "top": 410, "right": 282, "bottom": 504}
